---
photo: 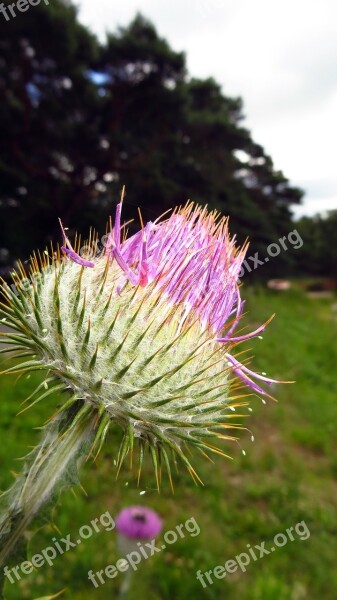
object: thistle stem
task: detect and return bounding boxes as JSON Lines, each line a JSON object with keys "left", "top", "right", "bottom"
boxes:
{"left": 119, "top": 569, "right": 133, "bottom": 600}
{"left": 0, "top": 404, "right": 96, "bottom": 568}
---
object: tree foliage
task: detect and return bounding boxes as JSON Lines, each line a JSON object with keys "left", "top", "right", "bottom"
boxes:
{"left": 295, "top": 211, "right": 337, "bottom": 277}
{"left": 0, "top": 2, "right": 306, "bottom": 276}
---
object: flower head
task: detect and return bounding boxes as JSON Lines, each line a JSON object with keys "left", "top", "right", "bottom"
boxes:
{"left": 0, "top": 194, "right": 278, "bottom": 487}
{"left": 116, "top": 506, "right": 162, "bottom": 540}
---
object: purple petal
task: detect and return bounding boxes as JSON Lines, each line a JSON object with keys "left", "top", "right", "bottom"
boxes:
{"left": 61, "top": 246, "right": 95, "bottom": 268}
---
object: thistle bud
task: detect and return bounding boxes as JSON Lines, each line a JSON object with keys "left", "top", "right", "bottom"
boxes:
{"left": 0, "top": 196, "right": 279, "bottom": 569}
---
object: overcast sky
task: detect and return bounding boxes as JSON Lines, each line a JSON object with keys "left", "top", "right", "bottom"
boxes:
{"left": 78, "top": 0, "right": 337, "bottom": 218}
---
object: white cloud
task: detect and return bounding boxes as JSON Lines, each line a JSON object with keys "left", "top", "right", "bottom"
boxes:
{"left": 77, "top": 0, "right": 337, "bottom": 216}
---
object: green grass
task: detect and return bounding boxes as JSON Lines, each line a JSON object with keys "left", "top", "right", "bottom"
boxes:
{"left": 1, "top": 286, "right": 337, "bottom": 599}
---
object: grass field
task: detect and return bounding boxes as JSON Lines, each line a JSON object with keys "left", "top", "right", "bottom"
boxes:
{"left": 0, "top": 286, "right": 336, "bottom": 599}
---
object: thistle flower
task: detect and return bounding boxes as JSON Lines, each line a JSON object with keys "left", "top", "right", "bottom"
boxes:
{"left": 114, "top": 506, "right": 162, "bottom": 596}
{"left": 116, "top": 505, "right": 162, "bottom": 560}
{"left": 0, "top": 193, "right": 278, "bottom": 569}
{"left": 116, "top": 506, "right": 162, "bottom": 541}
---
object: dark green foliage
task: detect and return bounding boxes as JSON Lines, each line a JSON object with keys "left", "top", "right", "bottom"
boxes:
{"left": 0, "top": 3, "right": 303, "bottom": 276}
{"left": 295, "top": 210, "right": 337, "bottom": 276}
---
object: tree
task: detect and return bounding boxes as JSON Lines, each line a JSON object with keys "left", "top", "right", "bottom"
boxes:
{"left": 0, "top": 0, "right": 99, "bottom": 258}
{"left": 0, "top": 4, "right": 303, "bottom": 278}
{"left": 295, "top": 211, "right": 337, "bottom": 277}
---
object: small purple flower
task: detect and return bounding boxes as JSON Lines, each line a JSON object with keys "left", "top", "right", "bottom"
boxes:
{"left": 116, "top": 506, "right": 162, "bottom": 540}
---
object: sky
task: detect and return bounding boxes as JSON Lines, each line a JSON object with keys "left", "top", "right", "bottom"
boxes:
{"left": 77, "top": 0, "right": 337, "bottom": 219}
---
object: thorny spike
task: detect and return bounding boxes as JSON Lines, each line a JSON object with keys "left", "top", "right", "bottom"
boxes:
{"left": 149, "top": 444, "right": 160, "bottom": 491}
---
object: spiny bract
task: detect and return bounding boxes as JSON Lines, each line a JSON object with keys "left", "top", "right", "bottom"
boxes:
{"left": 0, "top": 197, "right": 277, "bottom": 487}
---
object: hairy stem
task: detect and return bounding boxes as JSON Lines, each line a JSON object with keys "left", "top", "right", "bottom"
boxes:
{"left": 0, "top": 403, "right": 96, "bottom": 568}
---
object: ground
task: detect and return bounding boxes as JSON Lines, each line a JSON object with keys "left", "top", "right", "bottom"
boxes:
{"left": 0, "top": 284, "right": 336, "bottom": 599}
